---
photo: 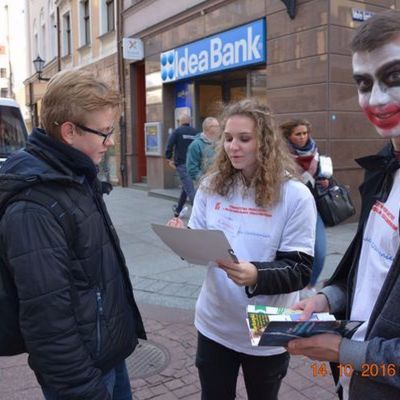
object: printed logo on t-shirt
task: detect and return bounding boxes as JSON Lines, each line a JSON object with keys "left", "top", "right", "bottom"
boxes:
{"left": 371, "top": 201, "right": 398, "bottom": 231}
{"left": 212, "top": 202, "right": 271, "bottom": 217}
{"left": 224, "top": 204, "right": 272, "bottom": 217}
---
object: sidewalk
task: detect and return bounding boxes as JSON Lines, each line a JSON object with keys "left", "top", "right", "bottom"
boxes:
{"left": 0, "top": 187, "right": 354, "bottom": 400}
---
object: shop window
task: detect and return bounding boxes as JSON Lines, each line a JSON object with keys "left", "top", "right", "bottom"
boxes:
{"left": 248, "top": 69, "right": 267, "bottom": 103}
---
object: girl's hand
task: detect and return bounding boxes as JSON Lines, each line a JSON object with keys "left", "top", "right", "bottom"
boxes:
{"left": 166, "top": 217, "right": 185, "bottom": 228}
{"left": 217, "top": 259, "right": 258, "bottom": 286}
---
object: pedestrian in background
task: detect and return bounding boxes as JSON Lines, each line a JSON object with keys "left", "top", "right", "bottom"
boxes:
{"left": 0, "top": 69, "right": 145, "bottom": 399}
{"left": 280, "top": 119, "right": 331, "bottom": 293}
{"left": 186, "top": 116, "right": 220, "bottom": 186}
{"left": 165, "top": 113, "right": 199, "bottom": 217}
{"left": 288, "top": 11, "right": 400, "bottom": 400}
{"left": 168, "top": 99, "right": 316, "bottom": 400}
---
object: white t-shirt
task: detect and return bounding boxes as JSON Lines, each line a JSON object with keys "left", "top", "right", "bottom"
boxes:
{"left": 188, "top": 176, "right": 316, "bottom": 356}
{"left": 341, "top": 170, "right": 400, "bottom": 400}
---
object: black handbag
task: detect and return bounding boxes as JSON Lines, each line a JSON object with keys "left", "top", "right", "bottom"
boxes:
{"left": 316, "top": 181, "right": 356, "bottom": 227}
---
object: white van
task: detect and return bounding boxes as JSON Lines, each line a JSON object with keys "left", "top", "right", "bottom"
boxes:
{"left": 0, "top": 98, "right": 28, "bottom": 167}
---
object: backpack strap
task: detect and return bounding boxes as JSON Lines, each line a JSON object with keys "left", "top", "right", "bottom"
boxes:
{"left": 2, "top": 188, "right": 76, "bottom": 248}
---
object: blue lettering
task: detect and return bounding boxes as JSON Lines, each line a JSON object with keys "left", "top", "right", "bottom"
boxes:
{"left": 363, "top": 237, "right": 394, "bottom": 262}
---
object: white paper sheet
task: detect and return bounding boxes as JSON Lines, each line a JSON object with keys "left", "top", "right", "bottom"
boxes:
{"left": 151, "top": 224, "right": 238, "bottom": 265}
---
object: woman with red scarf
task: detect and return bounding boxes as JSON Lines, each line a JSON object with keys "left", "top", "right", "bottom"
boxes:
{"left": 280, "top": 119, "right": 330, "bottom": 292}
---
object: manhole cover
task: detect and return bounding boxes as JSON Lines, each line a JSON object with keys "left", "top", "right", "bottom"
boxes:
{"left": 126, "top": 339, "right": 170, "bottom": 379}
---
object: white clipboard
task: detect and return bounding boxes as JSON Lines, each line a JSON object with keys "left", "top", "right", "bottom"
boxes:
{"left": 151, "top": 224, "right": 238, "bottom": 265}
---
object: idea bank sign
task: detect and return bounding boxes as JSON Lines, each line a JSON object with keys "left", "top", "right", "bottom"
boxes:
{"left": 160, "top": 19, "right": 266, "bottom": 83}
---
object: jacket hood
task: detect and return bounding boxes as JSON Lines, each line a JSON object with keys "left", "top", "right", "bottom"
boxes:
{"left": 199, "top": 132, "right": 212, "bottom": 144}
{"left": 0, "top": 128, "right": 101, "bottom": 210}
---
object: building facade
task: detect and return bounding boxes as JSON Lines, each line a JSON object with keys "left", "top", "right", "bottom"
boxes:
{"left": 24, "top": 0, "right": 119, "bottom": 181}
{"left": 0, "top": 1, "right": 29, "bottom": 124}
{"left": 121, "top": 0, "right": 400, "bottom": 214}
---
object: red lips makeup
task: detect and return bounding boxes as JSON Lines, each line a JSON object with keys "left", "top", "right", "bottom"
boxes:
{"left": 364, "top": 104, "right": 400, "bottom": 130}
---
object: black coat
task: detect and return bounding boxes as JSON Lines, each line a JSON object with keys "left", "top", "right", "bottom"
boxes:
{"left": 326, "top": 143, "right": 400, "bottom": 399}
{"left": 326, "top": 143, "right": 400, "bottom": 297}
{"left": 165, "top": 123, "right": 199, "bottom": 165}
{"left": 0, "top": 129, "right": 145, "bottom": 400}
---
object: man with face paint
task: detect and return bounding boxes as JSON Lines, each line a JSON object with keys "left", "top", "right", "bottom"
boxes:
{"left": 286, "top": 11, "right": 400, "bottom": 400}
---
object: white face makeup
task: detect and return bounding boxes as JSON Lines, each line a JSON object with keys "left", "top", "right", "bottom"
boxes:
{"left": 352, "top": 38, "right": 400, "bottom": 138}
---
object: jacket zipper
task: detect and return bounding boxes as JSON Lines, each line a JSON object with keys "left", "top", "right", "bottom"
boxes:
{"left": 96, "top": 289, "right": 104, "bottom": 357}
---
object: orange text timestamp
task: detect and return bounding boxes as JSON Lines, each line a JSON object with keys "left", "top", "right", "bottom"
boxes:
{"left": 310, "top": 362, "right": 398, "bottom": 378}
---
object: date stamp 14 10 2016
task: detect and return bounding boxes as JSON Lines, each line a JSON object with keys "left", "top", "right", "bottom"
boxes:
{"left": 310, "top": 362, "right": 398, "bottom": 378}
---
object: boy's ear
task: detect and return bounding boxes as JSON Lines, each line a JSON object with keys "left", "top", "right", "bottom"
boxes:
{"left": 60, "top": 122, "right": 75, "bottom": 144}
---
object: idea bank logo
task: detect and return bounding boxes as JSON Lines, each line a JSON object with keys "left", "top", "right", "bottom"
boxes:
{"left": 160, "top": 19, "right": 266, "bottom": 83}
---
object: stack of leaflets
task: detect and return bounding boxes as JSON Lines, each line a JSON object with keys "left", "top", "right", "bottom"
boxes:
{"left": 246, "top": 305, "right": 363, "bottom": 346}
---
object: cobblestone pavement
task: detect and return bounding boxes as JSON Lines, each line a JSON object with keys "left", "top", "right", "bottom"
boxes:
{"left": 0, "top": 303, "right": 337, "bottom": 400}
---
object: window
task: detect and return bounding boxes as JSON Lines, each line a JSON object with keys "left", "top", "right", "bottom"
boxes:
{"left": 1, "top": 88, "right": 8, "bottom": 98}
{"left": 0, "top": 104, "right": 27, "bottom": 153}
{"left": 33, "top": 19, "right": 38, "bottom": 58}
{"left": 0, "top": 68, "right": 6, "bottom": 78}
{"left": 62, "top": 12, "right": 71, "bottom": 56}
{"left": 40, "top": 9, "right": 46, "bottom": 61}
{"left": 100, "top": 0, "right": 114, "bottom": 35}
{"left": 80, "top": 0, "right": 90, "bottom": 46}
{"left": 106, "top": 0, "right": 114, "bottom": 32}
{"left": 48, "top": 0, "right": 56, "bottom": 60}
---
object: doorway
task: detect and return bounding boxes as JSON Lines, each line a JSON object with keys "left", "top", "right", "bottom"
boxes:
{"left": 131, "top": 61, "right": 147, "bottom": 183}
{"left": 194, "top": 68, "right": 266, "bottom": 128}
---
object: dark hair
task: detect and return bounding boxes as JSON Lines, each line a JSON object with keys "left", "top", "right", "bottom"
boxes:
{"left": 279, "top": 119, "right": 311, "bottom": 140}
{"left": 351, "top": 11, "right": 400, "bottom": 53}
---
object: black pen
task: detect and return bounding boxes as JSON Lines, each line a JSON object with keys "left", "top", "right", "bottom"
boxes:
{"left": 228, "top": 249, "right": 239, "bottom": 264}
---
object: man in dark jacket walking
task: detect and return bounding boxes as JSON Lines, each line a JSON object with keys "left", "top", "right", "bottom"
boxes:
{"left": 287, "top": 11, "right": 400, "bottom": 400}
{"left": 165, "top": 113, "right": 199, "bottom": 217}
{"left": 0, "top": 69, "right": 145, "bottom": 399}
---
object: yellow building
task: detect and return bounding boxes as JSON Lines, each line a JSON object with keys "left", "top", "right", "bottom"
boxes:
{"left": 24, "top": 0, "right": 119, "bottom": 182}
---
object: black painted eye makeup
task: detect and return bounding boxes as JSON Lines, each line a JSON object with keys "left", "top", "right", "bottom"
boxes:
{"left": 353, "top": 74, "right": 373, "bottom": 93}
{"left": 376, "top": 60, "right": 400, "bottom": 87}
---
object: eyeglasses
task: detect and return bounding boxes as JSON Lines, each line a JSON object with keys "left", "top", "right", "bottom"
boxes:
{"left": 74, "top": 123, "right": 114, "bottom": 144}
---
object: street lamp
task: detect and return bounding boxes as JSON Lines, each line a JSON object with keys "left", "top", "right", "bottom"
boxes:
{"left": 33, "top": 56, "right": 50, "bottom": 81}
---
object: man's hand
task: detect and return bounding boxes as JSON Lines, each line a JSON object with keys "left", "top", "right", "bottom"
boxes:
{"left": 287, "top": 333, "right": 342, "bottom": 362}
{"left": 166, "top": 217, "right": 185, "bottom": 228}
{"left": 291, "top": 294, "right": 330, "bottom": 320}
{"left": 217, "top": 260, "right": 257, "bottom": 286}
{"left": 167, "top": 160, "right": 176, "bottom": 170}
